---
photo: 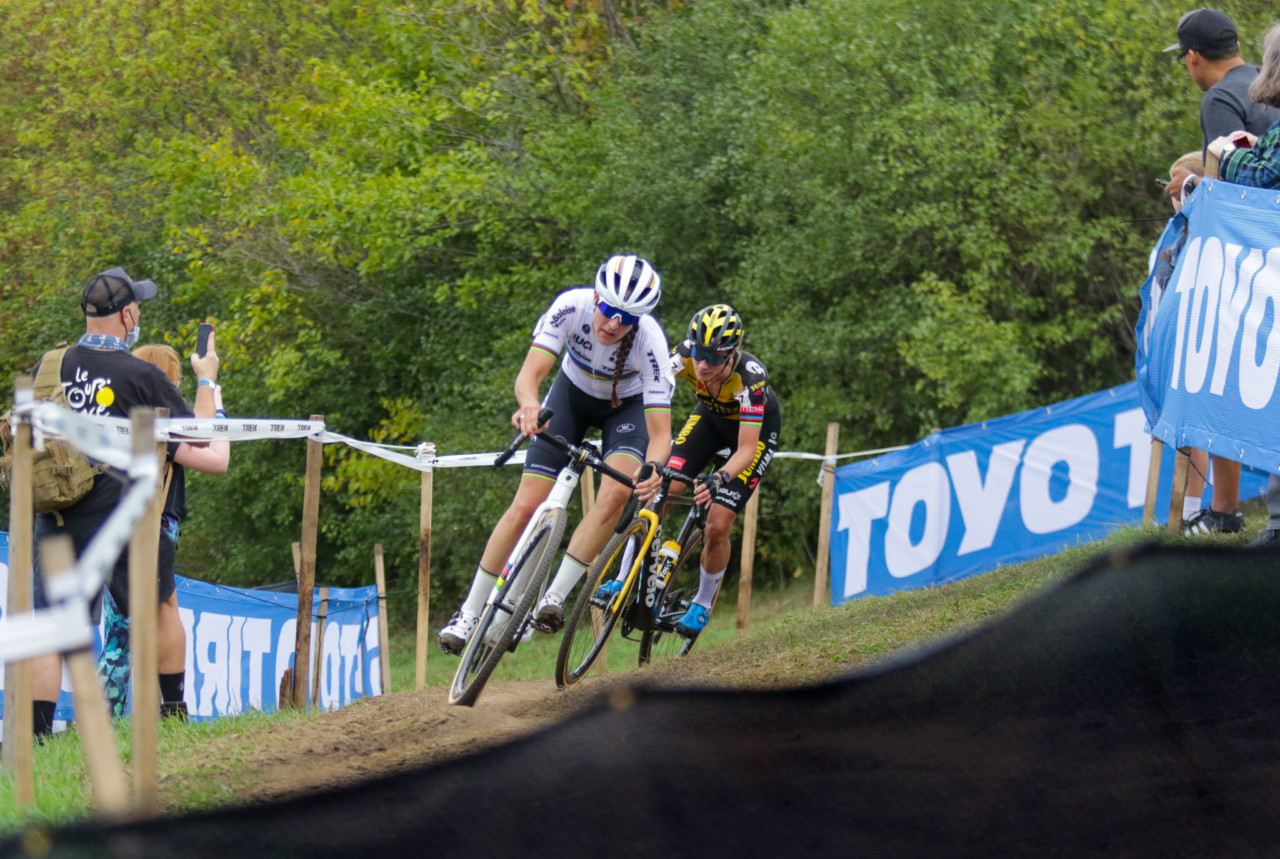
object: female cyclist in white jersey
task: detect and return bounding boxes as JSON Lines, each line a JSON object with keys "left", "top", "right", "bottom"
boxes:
{"left": 439, "top": 254, "right": 672, "bottom": 653}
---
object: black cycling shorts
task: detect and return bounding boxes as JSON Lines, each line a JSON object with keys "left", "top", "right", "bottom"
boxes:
{"left": 667, "top": 404, "right": 781, "bottom": 515}
{"left": 524, "top": 371, "right": 649, "bottom": 481}
{"left": 33, "top": 508, "right": 178, "bottom": 623}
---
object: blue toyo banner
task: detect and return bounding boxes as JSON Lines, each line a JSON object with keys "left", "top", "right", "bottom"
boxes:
{"left": 1135, "top": 179, "right": 1280, "bottom": 474}
{"left": 0, "top": 539, "right": 382, "bottom": 724}
{"left": 828, "top": 383, "right": 1268, "bottom": 605}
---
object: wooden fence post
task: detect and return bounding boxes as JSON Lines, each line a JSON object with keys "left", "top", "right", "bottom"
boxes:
{"left": 374, "top": 544, "right": 391, "bottom": 694}
{"left": 415, "top": 447, "right": 434, "bottom": 691}
{"left": 1167, "top": 448, "right": 1191, "bottom": 535}
{"left": 129, "top": 407, "right": 165, "bottom": 814}
{"left": 736, "top": 490, "right": 760, "bottom": 634}
{"left": 1143, "top": 437, "right": 1163, "bottom": 528}
{"left": 3, "top": 377, "right": 34, "bottom": 808}
{"left": 41, "top": 536, "right": 130, "bottom": 818}
{"left": 310, "top": 587, "right": 329, "bottom": 709}
{"left": 813, "top": 422, "right": 840, "bottom": 608}
{"left": 293, "top": 415, "right": 323, "bottom": 709}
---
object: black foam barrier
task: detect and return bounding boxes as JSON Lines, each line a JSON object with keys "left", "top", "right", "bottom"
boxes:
{"left": 9, "top": 542, "right": 1280, "bottom": 858}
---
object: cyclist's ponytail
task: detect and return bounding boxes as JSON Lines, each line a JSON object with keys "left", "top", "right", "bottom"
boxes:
{"left": 610, "top": 328, "right": 638, "bottom": 407}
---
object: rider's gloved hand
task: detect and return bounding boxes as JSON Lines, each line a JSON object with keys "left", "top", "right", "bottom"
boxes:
{"left": 694, "top": 470, "right": 731, "bottom": 507}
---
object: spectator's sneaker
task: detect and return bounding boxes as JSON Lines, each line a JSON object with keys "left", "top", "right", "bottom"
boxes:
{"left": 533, "top": 593, "right": 565, "bottom": 634}
{"left": 1248, "top": 528, "right": 1280, "bottom": 549}
{"left": 675, "top": 603, "right": 711, "bottom": 639}
{"left": 1181, "top": 508, "right": 1245, "bottom": 536}
{"left": 590, "top": 579, "right": 624, "bottom": 609}
{"left": 438, "top": 610, "right": 479, "bottom": 655}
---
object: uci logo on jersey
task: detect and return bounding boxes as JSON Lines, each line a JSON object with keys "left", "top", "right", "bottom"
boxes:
{"left": 617, "top": 423, "right": 635, "bottom": 433}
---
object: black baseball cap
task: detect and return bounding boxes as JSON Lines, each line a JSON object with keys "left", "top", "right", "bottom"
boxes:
{"left": 1164, "top": 8, "right": 1238, "bottom": 54}
{"left": 80, "top": 266, "right": 157, "bottom": 317}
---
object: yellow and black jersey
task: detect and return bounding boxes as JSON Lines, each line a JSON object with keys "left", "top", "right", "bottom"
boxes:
{"left": 670, "top": 342, "right": 779, "bottom": 425}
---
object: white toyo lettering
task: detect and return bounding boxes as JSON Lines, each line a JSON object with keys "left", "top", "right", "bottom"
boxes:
{"left": 884, "top": 462, "right": 950, "bottom": 579}
{"left": 1019, "top": 425, "right": 1098, "bottom": 534}
{"left": 1184, "top": 236, "right": 1224, "bottom": 394}
{"left": 1239, "top": 248, "right": 1280, "bottom": 409}
{"left": 836, "top": 482, "right": 890, "bottom": 598}
{"left": 1112, "top": 408, "right": 1153, "bottom": 508}
{"left": 1209, "top": 244, "right": 1253, "bottom": 395}
{"left": 946, "top": 440, "right": 1026, "bottom": 556}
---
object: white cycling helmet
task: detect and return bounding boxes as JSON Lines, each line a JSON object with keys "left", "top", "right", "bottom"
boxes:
{"left": 594, "top": 254, "right": 662, "bottom": 317}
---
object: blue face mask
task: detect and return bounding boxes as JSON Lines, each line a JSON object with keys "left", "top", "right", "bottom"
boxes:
{"left": 124, "top": 309, "right": 140, "bottom": 349}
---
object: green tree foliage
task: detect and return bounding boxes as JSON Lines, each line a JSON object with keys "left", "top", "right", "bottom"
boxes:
{"left": 1, "top": 0, "right": 1267, "bottom": 615}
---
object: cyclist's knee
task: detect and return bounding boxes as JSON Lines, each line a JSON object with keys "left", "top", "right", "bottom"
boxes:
{"left": 703, "top": 509, "right": 736, "bottom": 545}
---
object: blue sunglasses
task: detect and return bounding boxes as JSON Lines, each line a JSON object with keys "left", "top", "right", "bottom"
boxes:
{"left": 597, "top": 300, "right": 641, "bottom": 327}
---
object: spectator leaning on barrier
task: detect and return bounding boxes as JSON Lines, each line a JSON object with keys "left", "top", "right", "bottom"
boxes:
{"left": 1208, "top": 22, "right": 1280, "bottom": 548}
{"left": 97, "top": 343, "right": 229, "bottom": 717}
{"left": 1161, "top": 8, "right": 1280, "bottom": 535}
{"left": 28, "top": 268, "right": 223, "bottom": 737}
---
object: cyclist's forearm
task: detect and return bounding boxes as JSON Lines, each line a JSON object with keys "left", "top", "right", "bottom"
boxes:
{"left": 514, "top": 349, "right": 556, "bottom": 407}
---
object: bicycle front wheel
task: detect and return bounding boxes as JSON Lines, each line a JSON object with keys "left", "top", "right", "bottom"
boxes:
{"left": 555, "top": 518, "right": 649, "bottom": 688}
{"left": 449, "top": 508, "right": 566, "bottom": 706}
{"left": 638, "top": 528, "right": 705, "bottom": 666}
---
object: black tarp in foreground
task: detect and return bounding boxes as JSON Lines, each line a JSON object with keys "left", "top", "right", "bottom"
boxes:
{"left": 8, "top": 543, "right": 1280, "bottom": 858}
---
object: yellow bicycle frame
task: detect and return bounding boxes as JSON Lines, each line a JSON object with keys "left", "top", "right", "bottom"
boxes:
{"left": 604, "top": 507, "right": 661, "bottom": 614}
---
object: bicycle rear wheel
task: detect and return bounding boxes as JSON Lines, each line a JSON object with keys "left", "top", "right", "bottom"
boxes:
{"left": 449, "top": 508, "right": 566, "bottom": 706}
{"left": 555, "top": 518, "right": 649, "bottom": 688}
{"left": 638, "top": 528, "right": 705, "bottom": 666}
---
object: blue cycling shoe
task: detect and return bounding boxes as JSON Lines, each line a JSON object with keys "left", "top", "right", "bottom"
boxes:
{"left": 590, "top": 579, "right": 624, "bottom": 609}
{"left": 675, "top": 603, "right": 711, "bottom": 638}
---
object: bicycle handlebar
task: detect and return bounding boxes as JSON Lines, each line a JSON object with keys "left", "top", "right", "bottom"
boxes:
{"left": 494, "top": 407, "right": 554, "bottom": 467}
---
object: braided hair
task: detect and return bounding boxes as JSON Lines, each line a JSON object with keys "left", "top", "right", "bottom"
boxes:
{"left": 610, "top": 327, "right": 638, "bottom": 407}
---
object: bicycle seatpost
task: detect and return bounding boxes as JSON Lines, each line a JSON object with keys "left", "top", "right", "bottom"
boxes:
{"left": 494, "top": 407, "right": 554, "bottom": 467}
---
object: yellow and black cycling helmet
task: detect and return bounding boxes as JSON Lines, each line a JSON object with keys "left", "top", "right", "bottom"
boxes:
{"left": 688, "top": 304, "right": 744, "bottom": 352}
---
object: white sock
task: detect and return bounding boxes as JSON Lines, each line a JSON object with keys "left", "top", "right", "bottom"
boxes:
{"left": 1182, "top": 495, "right": 1202, "bottom": 520}
{"left": 693, "top": 566, "right": 724, "bottom": 608}
{"left": 461, "top": 565, "right": 498, "bottom": 616}
{"left": 546, "top": 553, "right": 589, "bottom": 603}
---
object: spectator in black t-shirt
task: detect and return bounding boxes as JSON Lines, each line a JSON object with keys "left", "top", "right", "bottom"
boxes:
{"left": 29, "top": 267, "right": 223, "bottom": 737}
{"left": 97, "top": 343, "right": 229, "bottom": 717}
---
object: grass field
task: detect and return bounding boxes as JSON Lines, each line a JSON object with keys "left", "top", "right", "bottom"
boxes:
{"left": 0, "top": 517, "right": 1257, "bottom": 837}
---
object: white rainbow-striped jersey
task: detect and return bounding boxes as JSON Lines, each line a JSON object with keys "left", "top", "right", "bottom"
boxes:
{"left": 530, "top": 287, "right": 672, "bottom": 408}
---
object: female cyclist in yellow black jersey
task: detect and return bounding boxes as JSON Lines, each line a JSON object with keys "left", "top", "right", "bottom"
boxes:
{"left": 596, "top": 303, "right": 780, "bottom": 637}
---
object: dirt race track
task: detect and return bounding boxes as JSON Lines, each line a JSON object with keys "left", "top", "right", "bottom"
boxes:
{"left": 162, "top": 656, "right": 721, "bottom": 809}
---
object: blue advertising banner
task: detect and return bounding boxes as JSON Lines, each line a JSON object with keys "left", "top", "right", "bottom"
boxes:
{"left": 828, "top": 383, "right": 1268, "bottom": 605}
{"left": 1135, "top": 179, "right": 1280, "bottom": 474}
{"left": 0, "top": 538, "right": 382, "bottom": 724}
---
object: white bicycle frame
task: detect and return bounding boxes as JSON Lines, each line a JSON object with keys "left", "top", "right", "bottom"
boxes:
{"left": 484, "top": 465, "right": 580, "bottom": 616}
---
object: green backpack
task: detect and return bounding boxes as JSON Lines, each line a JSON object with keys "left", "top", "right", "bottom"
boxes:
{"left": 1, "top": 346, "right": 105, "bottom": 515}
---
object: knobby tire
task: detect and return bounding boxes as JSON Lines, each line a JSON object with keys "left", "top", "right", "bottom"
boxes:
{"left": 555, "top": 518, "right": 650, "bottom": 688}
{"left": 449, "top": 508, "right": 566, "bottom": 706}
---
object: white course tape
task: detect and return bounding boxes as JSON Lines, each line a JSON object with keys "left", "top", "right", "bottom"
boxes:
{"left": 17, "top": 405, "right": 907, "bottom": 478}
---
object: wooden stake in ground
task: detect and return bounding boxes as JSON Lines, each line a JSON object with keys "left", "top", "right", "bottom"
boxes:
{"left": 1143, "top": 437, "right": 1163, "bottom": 528}
{"left": 1167, "top": 447, "right": 1192, "bottom": 536}
{"left": 374, "top": 544, "right": 392, "bottom": 694}
{"left": 415, "top": 446, "right": 434, "bottom": 691}
{"left": 736, "top": 490, "right": 760, "bottom": 634}
{"left": 311, "top": 587, "right": 329, "bottom": 709}
{"left": 129, "top": 407, "right": 165, "bottom": 814}
{"left": 813, "top": 422, "right": 840, "bottom": 608}
{"left": 3, "top": 377, "right": 35, "bottom": 807}
{"left": 40, "top": 535, "right": 130, "bottom": 819}
{"left": 293, "top": 415, "right": 324, "bottom": 709}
